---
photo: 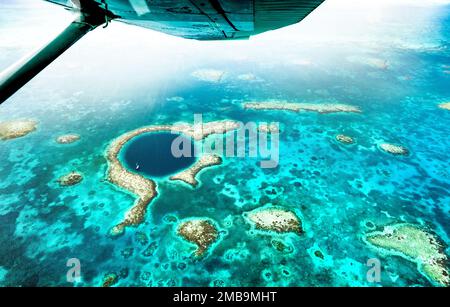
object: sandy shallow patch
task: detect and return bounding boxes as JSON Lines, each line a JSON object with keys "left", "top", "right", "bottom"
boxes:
{"left": 335, "top": 134, "right": 355, "bottom": 144}
{"left": 177, "top": 219, "right": 219, "bottom": 257}
{"left": 245, "top": 207, "right": 303, "bottom": 234}
{"left": 56, "top": 134, "right": 80, "bottom": 144}
{"left": 438, "top": 102, "right": 450, "bottom": 110}
{"left": 191, "top": 69, "right": 225, "bottom": 83}
{"left": 243, "top": 101, "right": 361, "bottom": 114}
{"left": 379, "top": 143, "right": 409, "bottom": 156}
{"left": 0, "top": 119, "right": 37, "bottom": 140}
{"left": 57, "top": 171, "right": 83, "bottom": 186}
{"left": 366, "top": 224, "right": 449, "bottom": 286}
{"left": 170, "top": 154, "right": 222, "bottom": 187}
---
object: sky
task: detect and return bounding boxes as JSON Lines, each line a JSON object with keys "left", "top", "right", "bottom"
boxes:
{"left": 2, "top": 0, "right": 450, "bottom": 48}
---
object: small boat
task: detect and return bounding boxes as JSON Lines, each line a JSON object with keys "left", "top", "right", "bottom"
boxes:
{"left": 135, "top": 163, "right": 140, "bottom": 170}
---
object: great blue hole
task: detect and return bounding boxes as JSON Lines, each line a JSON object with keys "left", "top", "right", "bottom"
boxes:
{"left": 121, "top": 132, "right": 196, "bottom": 178}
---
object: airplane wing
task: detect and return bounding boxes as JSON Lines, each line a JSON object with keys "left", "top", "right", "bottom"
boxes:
{"left": 45, "top": 0, "right": 325, "bottom": 40}
{"left": 0, "top": 0, "right": 325, "bottom": 104}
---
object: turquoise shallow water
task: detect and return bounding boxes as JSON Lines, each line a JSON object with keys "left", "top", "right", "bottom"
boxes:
{"left": 0, "top": 1, "right": 449, "bottom": 286}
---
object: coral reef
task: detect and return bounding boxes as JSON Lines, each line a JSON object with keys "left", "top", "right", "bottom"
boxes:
{"left": 237, "top": 73, "right": 258, "bottom": 81}
{"left": 142, "top": 241, "right": 158, "bottom": 257}
{"left": 56, "top": 134, "right": 80, "bottom": 144}
{"left": 106, "top": 130, "right": 158, "bottom": 236}
{"left": 438, "top": 102, "right": 450, "bottom": 110}
{"left": 120, "top": 247, "right": 134, "bottom": 259}
{"left": 335, "top": 134, "right": 354, "bottom": 144}
{"left": 271, "top": 239, "right": 293, "bottom": 253}
{"left": 135, "top": 231, "right": 149, "bottom": 246}
{"left": 177, "top": 219, "right": 218, "bottom": 257}
{"left": 366, "top": 224, "right": 449, "bottom": 286}
{"left": 166, "top": 96, "right": 184, "bottom": 103}
{"left": 258, "top": 122, "right": 280, "bottom": 133}
{"left": 101, "top": 273, "right": 118, "bottom": 287}
{"left": 366, "top": 58, "right": 389, "bottom": 70}
{"left": 57, "top": 172, "right": 83, "bottom": 186}
{"left": 314, "top": 250, "right": 325, "bottom": 259}
{"left": 245, "top": 207, "right": 303, "bottom": 234}
{"left": 347, "top": 56, "right": 389, "bottom": 70}
{"left": 106, "top": 120, "right": 240, "bottom": 235}
{"left": 379, "top": 143, "right": 409, "bottom": 156}
{"left": 0, "top": 119, "right": 37, "bottom": 140}
{"left": 170, "top": 154, "right": 222, "bottom": 187}
{"left": 191, "top": 69, "right": 225, "bottom": 82}
{"left": 243, "top": 101, "right": 361, "bottom": 114}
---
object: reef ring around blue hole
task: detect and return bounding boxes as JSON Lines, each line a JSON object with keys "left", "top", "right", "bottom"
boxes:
{"left": 120, "top": 132, "right": 196, "bottom": 178}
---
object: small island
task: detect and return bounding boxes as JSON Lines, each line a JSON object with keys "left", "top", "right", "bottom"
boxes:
{"left": 366, "top": 224, "right": 449, "bottom": 287}
{"left": 177, "top": 219, "right": 219, "bottom": 257}
{"left": 57, "top": 171, "right": 83, "bottom": 186}
{"left": 106, "top": 120, "right": 240, "bottom": 235}
{"left": 243, "top": 101, "right": 361, "bottom": 114}
{"left": 0, "top": 119, "right": 37, "bottom": 140}
{"left": 170, "top": 154, "right": 222, "bottom": 187}
{"left": 56, "top": 134, "right": 80, "bottom": 144}
{"left": 379, "top": 143, "right": 409, "bottom": 156}
{"left": 245, "top": 207, "right": 303, "bottom": 235}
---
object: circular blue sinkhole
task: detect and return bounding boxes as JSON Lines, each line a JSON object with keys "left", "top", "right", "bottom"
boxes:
{"left": 120, "top": 132, "right": 196, "bottom": 178}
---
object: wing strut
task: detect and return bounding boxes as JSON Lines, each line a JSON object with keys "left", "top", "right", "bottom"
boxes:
{"left": 0, "top": 12, "right": 107, "bottom": 105}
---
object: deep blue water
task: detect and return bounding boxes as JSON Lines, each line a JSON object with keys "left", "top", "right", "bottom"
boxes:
{"left": 121, "top": 132, "right": 196, "bottom": 178}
